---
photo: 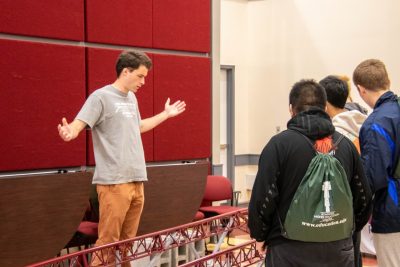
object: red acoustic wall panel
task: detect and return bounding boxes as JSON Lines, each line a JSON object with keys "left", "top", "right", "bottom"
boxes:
{"left": 153, "top": 0, "right": 211, "bottom": 52}
{"left": 153, "top": 54, "right": 211, "bottom": 161}
{"left": 0, "top": 39, "right": 86, "bottom": 171}
{"left": 86, "top": 0, "right": 152, "bottom": 47}
{"left": 0, "top": 0, "right": 84, "bottom": 41}
{"left": 86, "top": 48, "right": 154, "bottom": 165}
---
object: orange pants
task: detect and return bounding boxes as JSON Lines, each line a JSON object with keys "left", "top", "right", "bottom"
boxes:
{"left": 91, "top": 182, "right": 144, "bottom": 267}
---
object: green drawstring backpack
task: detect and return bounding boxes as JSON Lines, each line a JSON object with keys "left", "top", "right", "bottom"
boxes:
{"left": 281, "top": 131, "right": 354, "bottom": 242}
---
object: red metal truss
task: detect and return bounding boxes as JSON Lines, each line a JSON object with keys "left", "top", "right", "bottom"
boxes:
{"left": 28, "top": 208, "right": 250, "bottom": 267}
{"left": 180, "top": 240, "right": 264, "bottom": 267}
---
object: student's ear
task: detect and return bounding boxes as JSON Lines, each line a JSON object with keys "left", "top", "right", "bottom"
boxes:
{"left": 356, "top": 84, "right": 364, "bottom": 95}
{"left": 289, "top": 104, "right": 294, "bottom": 117}
{"left": 325, "top": 103, "right": 334, "bottom": 118}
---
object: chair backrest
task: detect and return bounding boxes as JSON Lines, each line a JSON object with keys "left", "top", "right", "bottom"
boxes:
{"left": 202, "top": 175, "right": 233, "bottom": 202}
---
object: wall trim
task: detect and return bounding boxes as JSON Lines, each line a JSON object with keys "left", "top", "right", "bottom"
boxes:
{"left": 212, "top": 164, "right": 223, "bottom": 175}
{"left": 0, "top": 33, "right": 209, "bottom": 58}
{"left": 234, "top": 154, "right": 260, "bottom": 166}
{"left": 220, "top": 65, "right": 235, "bottom": 182}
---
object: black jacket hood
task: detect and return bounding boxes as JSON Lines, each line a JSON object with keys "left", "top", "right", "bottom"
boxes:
{"left": 287, "top": 108, "right": 335, "bottom": 140}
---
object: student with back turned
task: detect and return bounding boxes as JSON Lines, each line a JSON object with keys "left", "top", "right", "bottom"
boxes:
{"left": 320, "top": 75, "right": 368, "bottom": 267}
{"left": 353, "top": 59, "right": 400, "bottom": 266}
{"left": 248, "top": 79, "right": 372, "bottom": 267}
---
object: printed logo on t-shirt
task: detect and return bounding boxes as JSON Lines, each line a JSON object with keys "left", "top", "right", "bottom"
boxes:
{"left": 114, "top": 102, "right": 136, "bottom": 118}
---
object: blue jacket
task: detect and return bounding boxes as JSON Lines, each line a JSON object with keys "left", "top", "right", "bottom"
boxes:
{"left": 360, "top": 91, "right": 400, "bottom": 233}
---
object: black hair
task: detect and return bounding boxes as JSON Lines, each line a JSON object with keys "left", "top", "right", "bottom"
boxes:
{"left": 289, "top": 79, "right": 327, "bottom": 114}
{"left": 319, "top": 75, "right": 349, "bottom": 109}
{"left": 116, "top": 50, "right": 152, "bottom": 77}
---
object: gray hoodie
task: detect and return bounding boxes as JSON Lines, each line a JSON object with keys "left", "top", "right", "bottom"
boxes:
{"left": 332, "top": 110, "right": 367, "bottom": 142}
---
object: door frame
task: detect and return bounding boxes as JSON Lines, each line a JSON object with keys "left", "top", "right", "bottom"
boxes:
{"left": 220, "top": 65, "right": 235, "bottom": 184}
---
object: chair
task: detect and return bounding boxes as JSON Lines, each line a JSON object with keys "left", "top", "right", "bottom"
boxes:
{"left": 65, "top": 221, "right": 98, "bottom": 249}
{"left": 63, "top": 220, "right": 98, "bottom": 265}
{"left": 193, "top": 211, "right": 205, "bottom": 221}
{"left": 63, "top": 197, "right": 98, "bottom": 265}
{"left": 199, "top": 175, "right": 241, "bottom": 215}
{"left": 64, "top": 185, "right": 99, "bottom": 259}
{"left": 198, "top": 175, "right": 242, "bottom": 247}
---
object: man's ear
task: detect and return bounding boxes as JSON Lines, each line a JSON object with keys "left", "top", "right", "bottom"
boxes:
{"left": 325, "top": 103, "right": 334, "bottom": 118}
{"left": 121, "top": 67, "right": 130, "bottom": 76}
{"left": 289, "top": 104, "right": 294, "bottom": 117}
{"left": 356, "top": 84, "right": 365, "bottom": 95}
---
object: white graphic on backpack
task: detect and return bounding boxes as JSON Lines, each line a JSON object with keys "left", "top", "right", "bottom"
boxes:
{"left": 322, "top": 181, "right": 332, "bottom": 213}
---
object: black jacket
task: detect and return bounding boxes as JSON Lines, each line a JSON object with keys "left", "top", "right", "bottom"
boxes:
{"left": 248, "top": 108, "right": 372, "bottom": 246}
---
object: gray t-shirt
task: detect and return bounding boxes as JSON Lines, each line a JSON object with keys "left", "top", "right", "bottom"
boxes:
{"left": 76, "top": 85, "right": 147, "bottom": 184}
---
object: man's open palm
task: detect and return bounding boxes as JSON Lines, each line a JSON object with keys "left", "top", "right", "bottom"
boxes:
{"left": 164, "top": 98, "right": 186, "bottom": 118}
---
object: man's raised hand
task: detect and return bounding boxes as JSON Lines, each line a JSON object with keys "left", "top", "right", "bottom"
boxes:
{"left": 58, "top": 118, "right": 74, "bottom": 142}
{"left": 164, "top": 98, "right": 186, "bottom": 118}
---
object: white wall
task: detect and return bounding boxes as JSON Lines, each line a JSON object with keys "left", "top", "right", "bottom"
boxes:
{"left": 220, "top": 0, "right": 251, "bottom": 155}
{"left": 220, "top": 0, "right": 400, "bottom": 201}
{"left": 247, "top": 0, "right": 400, "bottom": 152}
{"left": 220, "top": 0, "right": 252, "bottom": 201}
